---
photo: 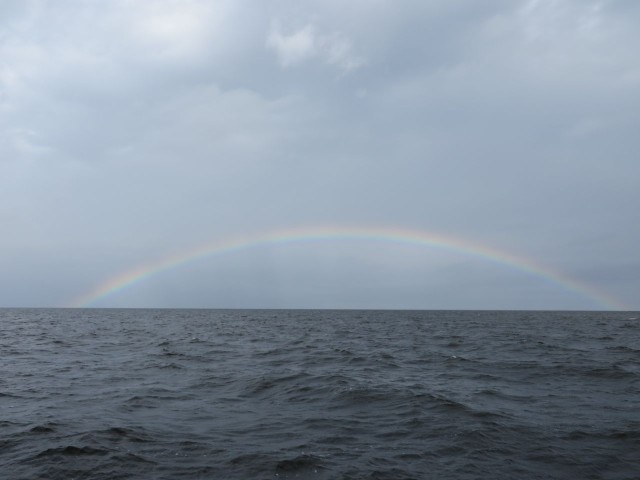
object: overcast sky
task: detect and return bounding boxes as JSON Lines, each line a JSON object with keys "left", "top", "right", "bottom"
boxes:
{"left": 1, "top": 0, "right": 638, "bottom": 310}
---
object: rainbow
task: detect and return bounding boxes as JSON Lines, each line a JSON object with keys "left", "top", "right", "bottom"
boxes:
{"left": 67, "top": 225, "right": 626, "bottom": 309}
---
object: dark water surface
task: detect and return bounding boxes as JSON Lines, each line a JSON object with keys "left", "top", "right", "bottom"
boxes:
{"left": 1, "top": 309, "right": 639, "bottom": 479}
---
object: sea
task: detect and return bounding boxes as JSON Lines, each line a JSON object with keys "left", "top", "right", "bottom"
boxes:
{"left": 1, "top": 309, "right": 639, "bottom": 479}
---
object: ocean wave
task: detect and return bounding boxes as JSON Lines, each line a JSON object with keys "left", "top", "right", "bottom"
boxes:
{"left": 2, "top": 308, "right": 639, "bottom": 479}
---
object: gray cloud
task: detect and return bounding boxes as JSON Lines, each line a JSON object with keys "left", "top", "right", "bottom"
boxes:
{"left": 1, "top": 0, "right": 638, "bottom": 309}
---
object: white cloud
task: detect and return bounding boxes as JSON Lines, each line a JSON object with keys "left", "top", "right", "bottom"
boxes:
{"left": 266, "top": 21, "right": 363, "bottom": 71}
{"left": 321, "top": 32, "right": 363, "bottom": 71}
{"left": 266, "top": 23, "right": 317, "bottom": 67}
{"left": 125, "top": 0, "right": 232, "bottom": 63}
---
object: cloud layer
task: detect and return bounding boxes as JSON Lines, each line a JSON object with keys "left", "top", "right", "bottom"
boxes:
{"left": 1, "top": 0, "right": 638, "bottom": 309}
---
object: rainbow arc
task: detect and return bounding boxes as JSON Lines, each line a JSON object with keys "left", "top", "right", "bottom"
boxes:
{"left": 67, "top": 226, "right": 626, "bottom": 310}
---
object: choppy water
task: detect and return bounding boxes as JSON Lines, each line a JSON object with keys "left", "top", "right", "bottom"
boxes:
{"left": 1, "top": 309, "right": 639, "bottom": 479}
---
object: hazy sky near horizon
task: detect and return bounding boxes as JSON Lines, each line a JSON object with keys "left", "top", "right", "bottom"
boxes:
{"left": 1, "top": 0, "right": 638, "bottom": 309}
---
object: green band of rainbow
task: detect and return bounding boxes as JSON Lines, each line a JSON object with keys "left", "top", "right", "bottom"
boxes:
{"left": 67, "top": 225, "right": 627, "bottom": 309}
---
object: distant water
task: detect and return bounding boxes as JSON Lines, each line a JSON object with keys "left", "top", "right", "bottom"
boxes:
{"left": 1, "top": 309, "right": 639, "bottom": 479}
